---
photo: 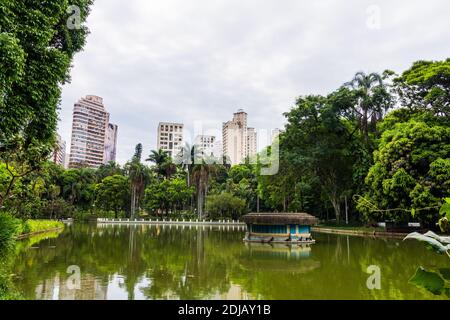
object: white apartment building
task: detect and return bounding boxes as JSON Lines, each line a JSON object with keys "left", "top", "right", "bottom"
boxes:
{"left": 222, "top": 109, "right": 257, "bottom": 165}
{"left": 157, "top": 122, "right": 184, "bottom": 157}
{"left": 69, "top": 95, "right": 117, "bottom": 168}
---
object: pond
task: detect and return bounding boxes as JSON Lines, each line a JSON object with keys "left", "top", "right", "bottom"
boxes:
{"left": 8, "top": 223, "right": 450, "bottom": 300}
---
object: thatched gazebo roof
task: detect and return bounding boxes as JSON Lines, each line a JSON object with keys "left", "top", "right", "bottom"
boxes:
{"left": 242, "top": 213, "right": 319, "bottom": 226}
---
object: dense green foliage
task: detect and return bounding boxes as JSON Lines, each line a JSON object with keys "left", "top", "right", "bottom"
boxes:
{"left": 0, "top": 213, "right": 21, "bottom": 249}
{"left": 0, "top": 1, "right": 92, "bottom": 299}
{"left": 394, "top": 58, "right": 450, "bottom": 116}
{"left": 206, "top": 193, "right": 246, "bottom": 220}
{"left": 0, "top": 0, "right": 94, "bottom": 208}
{"left": 95, "top": 175, "right": 130, "bottom": 217}
{"left": 357, "top": 59, "right": 450, "bottom": 226}
{"left": 144, "top": 178, "right": 194, "bottom": 215}
{"left": 358, "top": 117, "right": 450, "bottom": 223}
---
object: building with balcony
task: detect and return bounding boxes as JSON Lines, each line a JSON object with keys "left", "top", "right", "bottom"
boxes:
{"left": 69, "top": 95, "right": 117, "bottom": 168}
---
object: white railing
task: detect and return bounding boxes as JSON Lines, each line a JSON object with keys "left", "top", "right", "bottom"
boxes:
{"left": 96, "top": 217, "right": 245, "bottom": 226}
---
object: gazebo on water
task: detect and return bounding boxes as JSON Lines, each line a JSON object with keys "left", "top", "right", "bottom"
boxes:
{"left": 242, "top": 213, "right": 319, "bottom": 244}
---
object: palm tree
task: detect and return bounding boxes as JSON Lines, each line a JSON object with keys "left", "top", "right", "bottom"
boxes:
{"left": 175, "top": 142, "right": 203, "bottom": 187}
{"left": 345, "top": 71, "right": 387, "bottom": 142}
{"left": 146, "top": 149, "right": 176, "bottom": 179}
{"left": 146, "top": 149, "right": 169, "bottom": 166}
{"left": 191, "top": 157, "right": 218, "bottom": 219}
{"left": 126, "top": 144, "right": 149, "bottom": 219}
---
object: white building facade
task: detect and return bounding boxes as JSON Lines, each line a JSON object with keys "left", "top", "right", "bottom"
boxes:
{"left": 157, "top": 122, "right": 184, "bottom": 157}
{"left": 222, "top": 109, "right": 257, "bottom": 165}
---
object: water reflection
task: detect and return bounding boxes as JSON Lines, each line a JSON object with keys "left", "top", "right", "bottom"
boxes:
{"left": 241, "top": 243, "right": 320, "bottom": 274}
{"left": 10, "top": 223, "right": 450, "bottom": 300}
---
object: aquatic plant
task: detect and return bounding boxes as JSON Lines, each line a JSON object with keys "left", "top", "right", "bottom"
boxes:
{"left": 404, "top": 199, "right": 450, "bottom": 297}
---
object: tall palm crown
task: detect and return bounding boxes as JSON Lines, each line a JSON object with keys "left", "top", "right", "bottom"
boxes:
{"left": 146, "top": 149, "right": 169, "bottom": 166}
{"left": 146, "top": 149, "right": 176, "bottom": 179}
{"left": 345, "top": 71, "right": 387, "bottom": 141}
{"left": 346, "top": 72, "right": 383, "bottom": 94}
{"left": 175, "top": 142, "right": 207, "bottom": 185}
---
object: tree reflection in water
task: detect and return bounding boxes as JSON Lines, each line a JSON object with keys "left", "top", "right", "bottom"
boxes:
{"left": 7, "top": 223, "right": 450, "bottom": 300}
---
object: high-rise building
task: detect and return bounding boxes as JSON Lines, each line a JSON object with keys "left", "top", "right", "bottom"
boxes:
{"left": 157, "top": 122, "right": 184, "bottom": 157}
{"left": 51, "top": 134, "right": 66, "bottom": 167}
{"left": 222, "top": 109, "right": 257, "bottom": 165}
{"left": 194, "top": 135, "right": 216, "bottom": 157}
{"left": 69, "top": 95, "right": 117, "bottom": 168}
{"left": 247, "top": 127, "right": 258, "bottom": 159}
{"left": 104, "top": 123, "right": 118, "bottom": 163}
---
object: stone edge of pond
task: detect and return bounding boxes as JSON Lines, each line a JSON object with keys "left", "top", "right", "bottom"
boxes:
{"left": 15, "top": 227, "right": 65, "bottom": 240}
{"left": 312, "top": 226, "right": 407, "bottom": 239}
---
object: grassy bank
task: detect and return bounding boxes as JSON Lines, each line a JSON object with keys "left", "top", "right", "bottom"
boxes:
{"left": 0, "top": 215, "right": 64, "bottom": 300}
{"left": 0, "top": 213, "right": 64, "bottom": 248}
{"left": 19, "top": 220, "right": 64, "bottom": 237}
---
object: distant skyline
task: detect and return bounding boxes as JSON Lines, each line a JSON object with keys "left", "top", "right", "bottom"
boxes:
{"left": 57, "top": 0, "right": 450, "bottom": 164}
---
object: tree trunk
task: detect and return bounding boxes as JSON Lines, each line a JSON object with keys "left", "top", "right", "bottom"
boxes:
{"left": 187, "top": 170, "right": 190, "bottom": 187}
{"left": 0, "top": 176, "right": 16, "bottom": 208}
{"left": 197, "top": 189, "right": 204, "bottom": 220}
{"left": 330, "top": 197, "right": 341, "bottom": 224}
{"left": 130, "top": 186, "right": 136, "bottom": 219}
{"left": 345, "top": 195, "right": 348, "bottom": 225}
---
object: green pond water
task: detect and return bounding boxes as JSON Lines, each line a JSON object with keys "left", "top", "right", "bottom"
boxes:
{"left": 8, "top": 223, "right": 450, "bottom": 300}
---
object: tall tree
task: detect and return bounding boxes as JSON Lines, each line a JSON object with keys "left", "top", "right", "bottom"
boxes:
{"left": 280, "top": 95, "right": 359, "bottom": 222}
{"left": 126, "top": 144, "right": 149, "bottom": 219}
{"left": 95, "top": 175, "right": 130, "bottom": 219}
{"left": 344, "top": 71, "right": 392, "bottom": 144}
{"left": 191, "top": 159, "right": 217, "bottom": 219}
{"left": 146, "top": 149, "right": 176, "bottom": 179}
{"left": 175, "top": 143, "right": 203, "bottom": 187}
{"left": 0, "top": 1, "right": 94, "bottom": 206}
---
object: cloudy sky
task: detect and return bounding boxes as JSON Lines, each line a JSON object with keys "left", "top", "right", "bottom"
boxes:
{"left": 58, "top": 0, "right": 450, "bottom": 164}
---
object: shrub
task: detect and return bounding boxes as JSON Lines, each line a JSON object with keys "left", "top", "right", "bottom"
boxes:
{"left": 0, "top": 212, "right": 21, "bottom": 249}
